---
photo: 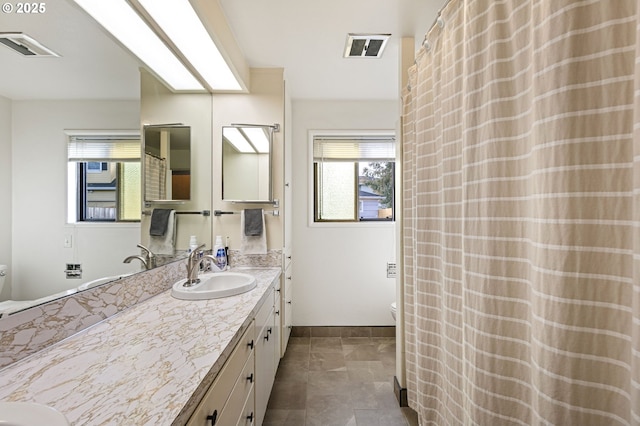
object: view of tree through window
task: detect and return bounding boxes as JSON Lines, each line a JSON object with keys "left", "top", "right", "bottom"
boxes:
{"left": 313, "top": 134, "right": 395, "bottom": 222}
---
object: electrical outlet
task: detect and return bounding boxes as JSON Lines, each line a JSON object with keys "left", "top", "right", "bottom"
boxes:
{"left": 65, "top": 263, "right": 82, "bottom": 279}
{"left": 387, "top": 262, "right": 397, "bottom": 278}
{"left": 63, "top": 234, "right": 73, "bottom": 248}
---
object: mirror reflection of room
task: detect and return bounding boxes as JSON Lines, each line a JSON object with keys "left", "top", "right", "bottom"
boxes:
{"left": 222, "top": 125, "right": 273, "bottom": 202}
{"left": 144, "top": 125, "right": 191, "bottom": 202}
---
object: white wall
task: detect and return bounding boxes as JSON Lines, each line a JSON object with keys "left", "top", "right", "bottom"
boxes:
{"left": 0, "top": 95, "right": 11, "bottom": 300}
{"left": 292, "top": 99, "right": 399, "bottom": 326}
{"left": 140, "top": 71, "right": 212, "bottom": 251}
{"left": 11, "top": 100, "right": 141, "bottom": 300}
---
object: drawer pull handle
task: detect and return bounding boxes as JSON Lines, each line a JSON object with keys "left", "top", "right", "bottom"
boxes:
{"left": 268, "top": 327, "right": 273, "bottom": 334}
{"left": 247, "top": 373, "right": 254, "bottom": 383}
{"left": 264, "top": 333, "right": 269, "bottom": 341}
{"left": 287, "top": 276, "right": 292, "bottom": 280}
{"left": 275, "top": 310, "right": 280, "bottom": 315}
{"left": 276, "top": 288, "right": 281, "bottom": 292}
{"left": 287, "top": 301, "right": 292, "bottom": 304}
{"left": 206, "top": 409, "right": 218, "bottom": 425}
{"left": 247, "top": 412, "right": 254, "bottom": 422}
{"left": 247, "top": 340, "right": 254, "bottom": 350}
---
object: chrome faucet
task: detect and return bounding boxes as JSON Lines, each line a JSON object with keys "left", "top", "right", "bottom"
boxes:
{"left": 123, "top": 244, "right": 157, "bottom": 270}
{"left": 123, "top": 254, "right": 148, "bottom": 269}
{"left": 137, "top": 244, "right": 156, "bottom": 269}
{"left": 185, "top": 244, "right": 208, "bottom": 286}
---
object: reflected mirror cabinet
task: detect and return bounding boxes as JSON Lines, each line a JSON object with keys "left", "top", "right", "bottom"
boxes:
{"left": 143, "top": 124, "right": 191, "bottom": 203}
{"left": 222, "top": 124, "right": 277, "bottom": 203}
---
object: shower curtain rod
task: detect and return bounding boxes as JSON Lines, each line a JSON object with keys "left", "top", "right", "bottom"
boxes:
{"left": 423, "top": 0, "right": 452, "bottom": 46}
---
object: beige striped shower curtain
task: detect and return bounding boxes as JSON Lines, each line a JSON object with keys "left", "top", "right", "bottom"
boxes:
{"left": 402, "top": 1, "right": 640, "bottom": 424}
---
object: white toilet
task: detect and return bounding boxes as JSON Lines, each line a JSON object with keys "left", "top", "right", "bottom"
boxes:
{"left": 0, "top": 264, "right": 6, "bottom": 295}
{"left": 390, "top": 301, "right": 397, "bottom": 320}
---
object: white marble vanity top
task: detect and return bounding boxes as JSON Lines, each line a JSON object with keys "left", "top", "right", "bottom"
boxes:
{"left": 0, "top": 267, "right": 281, "bottom": 425}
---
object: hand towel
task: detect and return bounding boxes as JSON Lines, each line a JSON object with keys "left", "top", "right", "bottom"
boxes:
{"left": 244, "top": 208, "right": 264, "bottom": 236}
{"left": 240, "top": 209, "right": 267, "bottom": 254}
{"left": 149, "top": 208, "right": 172, "bottom": 236}
{"left": 149, "top": 210, "right": 176, "bottom": 255}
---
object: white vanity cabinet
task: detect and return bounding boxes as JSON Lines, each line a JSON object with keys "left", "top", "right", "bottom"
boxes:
{"left": 280, "top": 251, "right": 293, "bottom": 357}
{"left": 187, "top": 323, "right": 255, "bottom": 426}
{"left": 254, "top": 286, "right": 278, "bottom": 426}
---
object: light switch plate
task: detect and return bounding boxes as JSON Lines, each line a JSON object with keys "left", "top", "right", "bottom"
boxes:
{"left": 387, "top": 262, "right": 397, "bottom": 278}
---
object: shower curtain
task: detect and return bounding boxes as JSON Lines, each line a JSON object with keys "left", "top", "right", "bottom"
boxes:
{"left": 402, "top": 1, "right": 640, "bottom": 424}
{"left": 144, "top": 153, "right": 167, "bottom": 201}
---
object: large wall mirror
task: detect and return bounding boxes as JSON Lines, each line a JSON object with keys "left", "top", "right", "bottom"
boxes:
{"left": 222, "top": 124, "right": 275, "bottom": 202}
{"left": 144, "top": 124, "right": 191, "bottom": 202}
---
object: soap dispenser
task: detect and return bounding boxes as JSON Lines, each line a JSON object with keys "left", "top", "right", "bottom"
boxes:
{"left": 213, "top": 235, "right": 227, "bottom": 270}
{"left": 188, "top": 235, "right": 198, "bottom": 253}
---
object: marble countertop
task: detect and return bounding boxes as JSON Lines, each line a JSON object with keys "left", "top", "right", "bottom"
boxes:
{"left": 0, "top": 267, "right": 281, "bottom": 425}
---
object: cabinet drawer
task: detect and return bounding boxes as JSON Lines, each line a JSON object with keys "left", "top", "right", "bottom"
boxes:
{"left": 216, "top": 350, "right": 255, "bottom": 426}
{"left": 235, "top": 385, "right": 255, "bottom": 426}
{"left": 187, "top": 323, "right": 254, "bottom": 426}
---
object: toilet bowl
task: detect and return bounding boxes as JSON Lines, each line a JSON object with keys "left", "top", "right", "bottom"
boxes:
{"left": 390, "top": 301, "right": 397, "bottom": 321}
{"left": 0, "top": 264, "right": 6, "bottom": 295}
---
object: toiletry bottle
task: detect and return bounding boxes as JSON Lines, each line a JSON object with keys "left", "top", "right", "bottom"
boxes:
{"left": 189, "top": 235, "right": 198, "bottom": 253}
{"left": 213, "top": 235, "right": 227, "bottom": 270}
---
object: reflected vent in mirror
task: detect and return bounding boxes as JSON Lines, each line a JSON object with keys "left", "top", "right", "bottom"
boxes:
{"left": 0, "top": 33, "right": 60, "bottom": 57}
{"left": 343, "top": 33, "right": 390, "bottom": 58}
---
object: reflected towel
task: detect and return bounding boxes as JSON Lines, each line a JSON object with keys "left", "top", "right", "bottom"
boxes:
{"left": 149, "top": 208, "right": 172, "bottom": 236}
{"left": 240, "top": 209, "right": 267, "bottom": 254}
{"left": 149, "top": 210, "right": 176, "bottom": 255}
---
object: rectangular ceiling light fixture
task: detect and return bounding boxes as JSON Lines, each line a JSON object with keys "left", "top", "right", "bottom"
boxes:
{"left": 344, "top": 33, "right": 391, "bottom": 58}
{"left": 136, "top": 0, "right": 242, "bottom": 91}
{"left": 224, "top": 127, "right": 270, "bottom": 154}
{"left": 73, "top": 0, "right": 203, "bottom": 91}
{"left": 0, "top": 33, "right": 60, "bottom": 57}
{"left": 224, "top": 127, "right": 255, "bottom": 153}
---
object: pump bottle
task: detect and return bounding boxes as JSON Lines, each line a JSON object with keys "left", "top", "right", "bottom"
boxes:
{"left": 213, "top": 236, "right": 227, "bottom": 270}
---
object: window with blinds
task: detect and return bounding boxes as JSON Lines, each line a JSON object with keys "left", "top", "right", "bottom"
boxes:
{"left": 66, "top": 133, "right": 141, "bottom": 223}
{"left": 313, "top": 134, "right": 396, "bottom": 222}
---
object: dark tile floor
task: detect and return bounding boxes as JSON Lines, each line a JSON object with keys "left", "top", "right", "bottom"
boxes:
{"left": 264, "top": 327, "right": 419, "bottom": 426}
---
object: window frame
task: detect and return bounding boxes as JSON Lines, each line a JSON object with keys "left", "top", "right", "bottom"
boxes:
{"left": 308, "top": 129, "right": 396, "bottom": 227}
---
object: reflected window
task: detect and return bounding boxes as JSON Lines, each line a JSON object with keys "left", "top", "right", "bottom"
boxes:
{"left": 66, "top": 132, "right": 141, "bottom": 223}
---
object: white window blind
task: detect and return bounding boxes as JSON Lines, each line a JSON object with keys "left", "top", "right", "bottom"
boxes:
{"left": 68, "top": 135, "right": 140, "bottom": 162}
{"left": 313, "top": 136, "right": 395, "bottom": 161}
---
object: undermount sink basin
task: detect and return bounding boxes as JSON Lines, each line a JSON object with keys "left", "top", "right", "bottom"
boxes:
{"left": 0, "top": 402, "right": 70, "bottom": 426}
{"left": 171, "top": 272, "right": 257, "bottom": 300}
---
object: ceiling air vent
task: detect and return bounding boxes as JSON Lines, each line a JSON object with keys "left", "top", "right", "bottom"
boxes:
{"left": 344, "top": 33, "right": 391, "bottom": 58}
{"left": 0, "top": 33, "right": 60, "bottom": 57}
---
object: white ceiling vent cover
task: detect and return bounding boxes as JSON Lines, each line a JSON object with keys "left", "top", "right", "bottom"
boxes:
{"left": 0, "top": 33, "right": 60, "bottom": 57}
{"left": 344, "top": 33, "right": 391, "bottom": 58}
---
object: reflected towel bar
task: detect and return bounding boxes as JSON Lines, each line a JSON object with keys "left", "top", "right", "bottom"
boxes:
{"left": 142, "top": 210, "right": 211, "bottom": 216}
{"left": 214, "top": 210, "right": 280, "bottom": 217}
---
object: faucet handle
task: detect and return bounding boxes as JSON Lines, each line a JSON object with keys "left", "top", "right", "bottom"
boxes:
{"left": 137, "top": 244, "right": 156, "bottom": 258}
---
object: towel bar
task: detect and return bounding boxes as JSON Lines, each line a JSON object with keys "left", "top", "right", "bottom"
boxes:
{"left": 142, "top": 210, "right": 211, "bottom": 216}
{"left": 214, "top": 210, "right": 279, "bottom": 217}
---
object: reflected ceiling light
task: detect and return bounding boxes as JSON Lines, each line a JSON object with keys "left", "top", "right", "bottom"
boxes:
{"left": 224, "top": 127, "right": 254, "bottom": 153}
{"left": 243, "top": 127, "right": 270, "bottom": 153}
{"left": 137, "top": 0, "right": 242, "bottom": 91}
{"left": 72, "top": 0, "right": 204, "bottom": 91}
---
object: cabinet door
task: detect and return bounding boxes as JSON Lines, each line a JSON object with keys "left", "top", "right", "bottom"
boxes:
{"left": 283, "top": 276, "right": 292, "bottom": 354}
{"left": 255, "top": 315, "right": 275, "bottom": 426}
